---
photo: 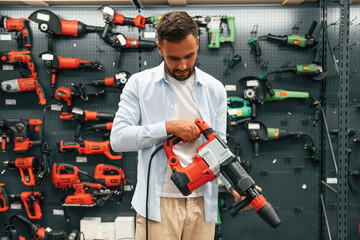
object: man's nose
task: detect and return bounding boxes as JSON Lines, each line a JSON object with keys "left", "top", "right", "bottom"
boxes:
{"left": 177, "top": 59, "right": 187, "bottom": 71}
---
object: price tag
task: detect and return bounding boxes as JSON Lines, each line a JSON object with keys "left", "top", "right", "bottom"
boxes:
{"left": 326, "top": 178, "right": 338, "bottom": 184}
{"left": 225, "top": 85, "right": 236, "bottom": 91}
{"left": 246, "top": 80, "right": 259, "bottom": 87}
{"left": 76, "top": 156, "right": 87, "bottom": 163}
{"left": 50, "top": 104, "right": 62, "bottom": 111}
{"left": 144, "top": 32, "right": 156, "bottom": 39}
{"left": 0, "top": 35, "right": 12, "bottom": 41}
{"left": 53, "top": 209, "right": 64, "bottom": 216}
{"left": 248, "top": 123, "right": 260, "bottom": 130}
{"left": 41, "top": 53, "right": 54, "bottom": 61}
{"left": 124, "top": 185, "right": 133, "bottom": 191}
{"left": 3, "top": 65, "right": 14, "bottom": 71}
{"left": 10, "top": 203, "right": 21, "bottom": 210}
{"left": 5, "top": 99, "right": 16, "bottom": 105}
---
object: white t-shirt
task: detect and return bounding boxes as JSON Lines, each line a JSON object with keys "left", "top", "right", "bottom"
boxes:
{"left": 161, "top": 73, "right": 204, "bottom": 198}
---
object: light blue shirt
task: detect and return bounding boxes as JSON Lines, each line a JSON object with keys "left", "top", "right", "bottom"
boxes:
{"left": 110, "top": 62, "right": 230, "bottom": 222}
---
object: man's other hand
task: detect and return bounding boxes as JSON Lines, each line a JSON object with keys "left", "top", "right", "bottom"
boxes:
{"left": 166, "top": 120, "right": 201, "bottom": 144}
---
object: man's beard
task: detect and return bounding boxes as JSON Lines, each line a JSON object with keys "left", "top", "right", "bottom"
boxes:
{"left": 164, "top": 61, "right": 196, "bottom": 81}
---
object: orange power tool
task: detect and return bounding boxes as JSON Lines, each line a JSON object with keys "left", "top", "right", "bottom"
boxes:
{"left": 0, "top": 50, "right": 37, "bottom": 78}
{"left": 9, "top": 191, "right": 45, "bottom": 219}
{"left": 92, "top": 71, "right": 130, "bottom": 89}
{"left": 4, "top": 157, "right": 39, "bottom": 186}
{"left": 59, "top": 140, "right": 122, "bottom": 160}
{"left": 1, "top": 77, "right": 46, "bottom": 105}
{"left": 94, "top": 163, "right": 126, "bottom": 187}
{"left": 39, "top": 52, "right": 102, "bottom": 87}
{"left": 163, "top": 119, "right": 281, "bottom": 228}
{"left": 0, "top": 183, "right": 10, "bottom": 212}
{"left": 0, "top": 15, "right": 32, "bottom": 49}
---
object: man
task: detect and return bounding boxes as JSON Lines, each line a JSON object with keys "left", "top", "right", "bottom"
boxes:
{"left": 110, "top": 11, "right": 243, "bottom": 240}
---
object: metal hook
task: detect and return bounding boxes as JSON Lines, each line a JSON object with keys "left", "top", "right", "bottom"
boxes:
{"left": 250, "top": 24, "right": 258, "bottom": 37}
{"left": 350, "top": 16, "right": 358, "bottom": 25}
{"left": 329, "top": 17, "right": 340, "bottom": 26}
{"left": 292, "top": 21, "right": 302, "bottom": 30}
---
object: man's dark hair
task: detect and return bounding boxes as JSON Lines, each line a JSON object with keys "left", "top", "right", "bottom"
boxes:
{"left": 157, "top": 11, "right": 198, "bottom": 43}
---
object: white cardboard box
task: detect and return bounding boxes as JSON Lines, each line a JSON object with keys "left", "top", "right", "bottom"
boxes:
{"left": 97, "top": 222, "right": 115, "bottom": 240}
{"left": 80, "top": 217, "right": 102, "bottom": 239}
{"left": 115, "top": 217, "right": 135, "bottom": 240}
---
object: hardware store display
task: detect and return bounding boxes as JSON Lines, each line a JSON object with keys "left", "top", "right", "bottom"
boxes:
{"left": 0, "top": 2, "right": 357, "bottom": 239}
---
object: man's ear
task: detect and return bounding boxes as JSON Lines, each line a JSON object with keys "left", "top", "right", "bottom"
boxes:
{"left": 157, "top": 41, "right": 163, "bottom": 56}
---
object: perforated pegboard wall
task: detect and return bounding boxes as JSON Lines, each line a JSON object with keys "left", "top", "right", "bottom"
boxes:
{"left": 0, "top": 3, "right": 347, "bottom": 240}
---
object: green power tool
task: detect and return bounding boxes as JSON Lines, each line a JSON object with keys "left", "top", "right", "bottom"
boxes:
{"left": 145, "top": 14, "right": 163, "bottom": 26}
{"left": 261, "top": 21, "right": 318, "bottom": 49}
{"left": 271, "top": 49, "right": 327, "bottom": 81}
{"left": 245, "top": 120, "right": 316, "bottom": 157}
{"left": 192, "top": 15, "right": 235, "bottom": 48}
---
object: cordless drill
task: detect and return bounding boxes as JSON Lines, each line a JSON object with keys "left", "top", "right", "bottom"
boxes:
{"left": 4, "top": 157, "right": 39, "bottom": 186}
{"left": 99, "top": 5, "right": 146, "bottom": 38}
{"left": 163, "top": 119, "right": 281, "bottom": 228}
{"left": 39, "top": 52, "right": 103, "bottom": 87}
{"left": 0, "top": 50, "right": 37, "bottom": 78}
{"left": 1, "top": 77, "right": 46, "bottom": 105}
{"left": 0, "top": 15, "right": 32, "bottom": 49}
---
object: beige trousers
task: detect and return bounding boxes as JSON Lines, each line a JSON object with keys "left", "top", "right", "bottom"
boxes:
{"left": 135, "top": 197, "right": 215, "bottom": 240}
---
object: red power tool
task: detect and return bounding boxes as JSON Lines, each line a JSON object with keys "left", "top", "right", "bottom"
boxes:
{"left": 0, "top": 118, "right": 43, "bottom": 154}
{"left": 59, "top": 140, "right": 122, "bottom": 160}
{"left": 61, "top": 182, "right": 112, "bottom": 207}
{"left": 4, "top": 157, "right": 39, "bottom": 186}
{"left": 94, "top": 163, "right": 126, "bottom": 187}
{"left": 0, "top": 183, "right": 10, "bottom": 212}
{"left": 1, "top": 77, "right": 46, "bottom": 105}
{"left": 0, "top": 15, "right": 32, "bottom": 49}
{"left": 0, "top": 50, "right": 37, "bottom": 78}
{"left": 39, "top": 52, "right": 102, "bottom": 87}
{"left": 9, "top": 191, "right": 45, "bottom": 219}
{"left": 28, "top": 10, "right": 103, "bottom": 51}
{"left": 52, "top": 163, "right": 94, "bottom": 189}
{"left": 92, "top": 71, "right": 130, "bottom": 89}
{"left": 163, "top": 119, "right": 281, "bottom": 228}
{"left": 99, "top": 5, "right": 146, "bottom": 38}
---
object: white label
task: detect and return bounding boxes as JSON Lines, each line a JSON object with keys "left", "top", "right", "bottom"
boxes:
{"left": 248, "top": 123, "right": 260, "bottom": 130}
{"left": 76, "top": 156, "right": 87, "bottom": 163}
{"left": 0, "top": 35, "right": 12, "bottom": 41}
{"left": 37, "top": 13, "right": 50, "bottom": 21}
{"left": 246, "top": 80, "right": 259, "bottom": 87}
{"left": 53, "top": 209, "right": 64, "bottom": 216}
{"left": 5, "top": 99, "right": 16, "bottom": 105}
{"left": 10, "top": 203, "right": 21, "bottom": 210}
{"left": 326, "top": 178, "right": 338, "bottom": 184}
{"left": 50, "top": 104, "right": 62, "bottom": 111}
{"left": 115, "top": 72, "right": 126, "bottom": 79}
{"left": 72, "top": 107, "right": 84, "bottom": 115}
{"left": 227, "top": 109, "right": 238, "bottom": 116}
{"left": 144, "top": 32, "right": 156, "bottom": 39}
{"left": 3, "top": 65, "right": 14, "bottom": 71}
{"left": 225, "top": 85, "right": 236, "bottom": 91}
{"left": 41, "top": 53, "right": 54, "bottom": 61}
{"left": 124, "top": 185, "right": 132, "bottom": 191}
{"left": 102, "top": 6, "right": 114, "bottom": 15}
{"left": 117, "top": 34, "right": 127, "bottom": 46}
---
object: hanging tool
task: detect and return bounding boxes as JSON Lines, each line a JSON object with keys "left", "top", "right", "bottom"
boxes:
{"left": 58, "top": 107, "right": 114, "bottom": 142}
{"left": 39, "top": 52, "right": 103, "bottom": 88}
{"left": 9, "top": 191, "right": 45, "bottom": 219}
{"left": 28, "top": 10, "right": 103, "bottom": 51}
{"left": 192, "top": 16, "right": 235, "bottom": 48}
{"left": 269, "top": 49, "right": 326, "bottom": 81}
{"left": 0, "top": 118, "right": 43, "bottom": 154}
{"left": 0, "top": 183, "right": 10, "bottom": 212}
{"left": 0, "top": 15, "right": 32, "bottom": 49}
{"left": 145, "top": 14, "right": 163, "bottom": 26}
{"left": 102, "top": 32, "right": 156, "bottom": 68}
{"left": 4, "top": 157, "right": 39, "bottom": 186}
{"left": 260, "top": 21, "right": 318, "bottom": 49}
{"left": 227, "top": 96, "right": 252, "bottom": 126}
{"left": 0, "top": 50, "right": 37, "bottom": 78}
{"left": 59, "top": 140, "right": 122, "bottom": 160}
{"left": 1, "top": 77, "right": 46, "bottom": 105}
{"left": 94, "top": 163, "right": 126, "bottom": 188}
{"left": 55, "top": 83, "right": 105, "bottom": 111}
{"left": 99, "top": 5, "right": 146, "bottom": 38}
{"left": 223, "top": 55, "right": 242, "bottom": 76}
{"left": 61, "top": 182, "right": 114, "bottom": 207}
{"left": 147, "top": 119, "right": 281, "bottom": 233}
{"left": 91, "top": 71, "right": 130, "bottom": 89}
{"left": 245, "top": 120, "right": 317, "bottom": 157}
{"left": 52, "top": 163, "right": 94, "bottom": 189}
{"left": 248, "top": 38, "right": 262, "bottom": 62}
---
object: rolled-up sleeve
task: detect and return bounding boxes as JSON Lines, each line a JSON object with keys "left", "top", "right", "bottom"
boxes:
{"left": 110, "top": 76, "right": 168, "bottom": 152}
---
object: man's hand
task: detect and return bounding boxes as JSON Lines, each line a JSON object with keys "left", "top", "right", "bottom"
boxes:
{"left": 166, "top": 120, "right": 201, "bottom": 144}
{"left": 230, "top": 185, "right": 262, "bottom": 211}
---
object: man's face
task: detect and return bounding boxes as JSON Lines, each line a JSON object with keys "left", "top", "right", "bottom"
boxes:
{"left": 158, "top": 34, "right": 199, "bottom": 81}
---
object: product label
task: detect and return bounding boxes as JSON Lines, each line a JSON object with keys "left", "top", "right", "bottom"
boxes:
{"left": 225, "top": 85, "right": 236, "bottom": 91}
{"left": 0, "top": 35, "right": 12, "bottom": 41}
{"left": 5, "top": 99, "right": 16, "bottom": 105}
{"left": 37, "top": 13, "right": 50, "bottom": 21}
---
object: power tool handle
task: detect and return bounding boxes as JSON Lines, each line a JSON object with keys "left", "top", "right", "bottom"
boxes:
{"left": 35, "top": 82, "right": 46, "bottom": 105}
{"left": 0, "top": 184, "right": 10, "bottom": 212}
{"left": 23, "top": 20, "right": 32, "bottom": 49}
{"left": 307, "top": 21, "right": 317, "bottom": 37}
{"left": 101, "top": 23, "right": 110, "bottom": 39}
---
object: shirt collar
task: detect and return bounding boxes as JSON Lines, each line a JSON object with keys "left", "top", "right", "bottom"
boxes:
{"left": 153, "top": 61, "right": 205, "bottom": 86}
